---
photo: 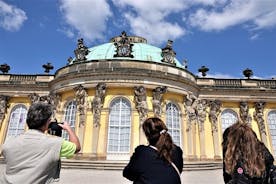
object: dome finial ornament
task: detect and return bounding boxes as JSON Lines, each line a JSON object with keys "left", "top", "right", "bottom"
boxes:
{"left": 198, "top": 66, "right": 209, "bottom": 77}
{"left": 243, "top": 68, "right": 253, "bottom": 79}
{"left": 74, "top": 38, "right": 90, "bottom": 62}
{"left": 0, "top": 63, "right": 10, "bottom": 74}
{"left": 42, "top": 62, "right": 54, "bottom": 74}
{"left": 114, "top": 31, "right": 134, "bottom": 58}
{"left": 161, "top": 40, "right": 176, "bottom": 65}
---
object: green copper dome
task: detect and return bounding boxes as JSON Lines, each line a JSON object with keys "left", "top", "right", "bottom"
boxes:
{"left": 85, "top": 42, "right": 184, "bottom": 68}
{"left": 70, "top": 34, "right": 185, "bottom": 69}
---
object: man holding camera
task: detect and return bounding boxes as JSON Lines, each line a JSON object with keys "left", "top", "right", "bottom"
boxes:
{"left": 1, "top": 102, "right": 81, "bottom": 184}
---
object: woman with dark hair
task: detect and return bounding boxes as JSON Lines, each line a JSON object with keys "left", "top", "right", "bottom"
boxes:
{"left": 222, "top": 121, "right": 274, "bottom": 184}
{"left": 123, "top": 117, "right": 183, "bottom": 184}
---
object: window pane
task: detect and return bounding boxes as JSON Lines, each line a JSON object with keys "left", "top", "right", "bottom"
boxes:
{"left": 166, "top": 103, "right": 181, "bottom": 147}
{"left": 268, "top": 111, "right": 276, "bottom": 156}
{"left": 6, "top": 105, "right": 27, "bottom": 138}
{"left": 221, "top": 109, "right": 238, "bottom": 132}
{"left": 62, "top": 101, "right": 77, "bottom": 140}
{"left": 107, "top": 97, "right": 131, "bottom": 153}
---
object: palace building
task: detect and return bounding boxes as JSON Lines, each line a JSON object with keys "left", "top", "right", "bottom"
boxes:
{"left": 1, "top": 31, "right": 276, "bottom": 161}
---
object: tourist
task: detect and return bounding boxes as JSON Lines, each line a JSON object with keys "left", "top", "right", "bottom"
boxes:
{"left": 222, "top": 121, "right": 274, "bottom": 183}
{"left": 1, "top": 102, "right": 81, "bottom": 183}
{"left": 123, "top": 117, "right": 183, "bottom": 184}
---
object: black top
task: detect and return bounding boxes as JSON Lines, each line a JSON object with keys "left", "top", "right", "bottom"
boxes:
{"left": 123, "top": 145, "right": 183, "bottom": 184}
{"left": 222, "top": 128, "right": 274, "bottom": 184}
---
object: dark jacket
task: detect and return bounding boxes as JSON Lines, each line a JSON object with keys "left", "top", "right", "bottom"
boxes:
{"left": 223, "top": 128, "right": 274, "bottom": 184}
{"left": 123, "top": 145, "right": 183, "bottom": 184}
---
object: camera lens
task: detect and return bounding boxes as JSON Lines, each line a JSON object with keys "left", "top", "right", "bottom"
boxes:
{"left": 48, "top": 122, "right": 62, "bottom": 137}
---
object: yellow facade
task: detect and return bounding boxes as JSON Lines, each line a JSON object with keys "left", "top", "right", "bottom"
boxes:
{"left": 1, "top": 33, "right": 276, "bottom": 161}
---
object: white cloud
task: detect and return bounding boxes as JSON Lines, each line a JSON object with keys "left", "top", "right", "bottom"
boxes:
{"left": 188, "top": 0, "right": 276, "bottom": 31}
{"left": 198, "top": 72, "right": 239, "bottom": 79}
{"left": 58, "top": 0, "right": 276, "bottom": 44}
{"left": 0, "top": 0, "right": 27, "bottom": 31}
{"left": 59, "top": 0, "right": 112, "bottom": 42}
{"left": 112, "top": 0, "right": 187, "bottom": 45}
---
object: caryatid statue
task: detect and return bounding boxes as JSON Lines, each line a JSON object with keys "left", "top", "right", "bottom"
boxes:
{"left": 0, "top": 95, "right": 9, "bottom": 129}
{"left": 253, "top": 102, "right": 266, "bottom": 135}
{"left": 28, "top": 93, "right": 40, "bottom": 104}
{"left": 184, "top": 92, "right": 197, "bottom": 132}
{"left": 196, "top": 99, "right": 208, "bottom": 132}
{"left": 134, "top": 86, "right": 148, "bottom": 121}
{"left": 239, "top": 101, "right": 252, "bottom": 124}
{"left": 74, "top": 84, "right": 88, "bottom": 126}
{"left": 92, "top": 83, "right": 107, "bottom": 127}
{"left": 208, "top": 100, "right": 222, "bottom": 133}
{"left": 152, "top": 86, "right": 167, "bottom": 117}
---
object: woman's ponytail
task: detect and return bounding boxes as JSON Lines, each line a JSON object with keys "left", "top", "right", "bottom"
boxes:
{"left": 143, "top": 117, "right": 174, "bottom": 163}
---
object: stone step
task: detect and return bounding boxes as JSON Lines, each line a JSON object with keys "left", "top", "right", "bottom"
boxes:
{"left": 0, "top": 157, "right": 222, "bottom": 171}
{"left": 61, "top": 159, "right": 222, "bottom": 171}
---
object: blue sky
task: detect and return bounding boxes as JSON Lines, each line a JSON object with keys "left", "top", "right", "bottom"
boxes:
{"left": 0, "top": 0, "right": 276, "bottom": 79}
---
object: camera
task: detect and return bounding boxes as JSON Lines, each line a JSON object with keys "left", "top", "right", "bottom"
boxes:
{"left": 48, "top": 121, "right": 63, "bottom": 137}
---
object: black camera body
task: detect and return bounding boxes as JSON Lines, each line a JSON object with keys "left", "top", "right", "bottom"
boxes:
{"left": 48, "top": 121, "right": 63, "bottom": 137}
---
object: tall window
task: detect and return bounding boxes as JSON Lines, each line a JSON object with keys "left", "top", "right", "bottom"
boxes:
{"left": 63, "top": 101, "right": 77, "bottom": 140}
{"left": 6, "top": 105, "right": 27, "bottom": 138}
{"left": 107, "top": 97, "right": 131, "bottom": 153}
{"left": 166, "top": 102, "right": 181, "bottom": 146}
{"left": 268, "top": 110, "right": 276, "bottom": 155}
{"left": 221, "top": 109, "right": 238, "bottom": 133}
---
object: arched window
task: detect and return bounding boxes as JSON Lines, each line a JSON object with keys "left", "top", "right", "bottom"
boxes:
{"left": 166, "top": 102, "right": 181, "bottom": 146}
{"left": 62, "top": 101, "right": 77, "bottom": 140}
{"left": 221, "top": 109, "right": 238, "bottom": 133}
{"left": 107, "top": 97, "right": 131, "bottom": 153}
{"left": 6, "top": 104, "right": 27, "bottom": 138}
{"left": 268, "top": 110, "right": 276, "bottom": 155}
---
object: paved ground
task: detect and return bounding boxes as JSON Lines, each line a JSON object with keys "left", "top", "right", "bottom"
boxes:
{"left": 0, "top": 164, "right": 224, "bottom": 183}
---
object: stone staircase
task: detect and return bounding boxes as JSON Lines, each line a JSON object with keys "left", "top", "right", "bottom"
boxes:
{"left": 60, "top": 159, "right": 222, "bottom": 171}
{"left": 0, "top": 157, "right": 222, "bottom": 171}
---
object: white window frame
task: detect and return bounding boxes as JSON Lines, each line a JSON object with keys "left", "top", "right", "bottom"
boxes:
{"left": 221, "top": 109, "right": 238, "bottom": 133}
{"left": 268, "top": 110, "right": 276, "bottom": 156}
{"left": 62, "top": 101, "right": 77, "bottom": 140}
{"left": 6, "top": 104, "right": 27, "bottom": 138}
{"left": 107, "top": 97, "right": 131, "bottom": 154}
{"left": 166, "top": 102, "right": 182, "bottom": 147}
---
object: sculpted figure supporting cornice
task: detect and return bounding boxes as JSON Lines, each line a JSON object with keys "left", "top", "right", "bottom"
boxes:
{"left": 253, "top": 102, "right": 266, "bottom": 135}
{"left": 134, "top": 86, "right": 148, "bottom": 122}
{"left": 74, "top": 84, "right": 88, "bottom": 126}
{"left": 208, "top": 100, "right": 222, "bottom": 133}
{"left": 0, "top": 95, "right": 9, "bottom": 130}
{"left": 196, "top": 99, "right": 208, "bottom": 132}
{"left": 239, "top": 101, "right": 252, "bottom": 124}
{"left": 184, "top": 92, "right": 197, "bottom": 132}
{"left": 152, "top": 86, "right": 167, "bottom": 118}
{"left": 92, "top": 83, "right": 107, "bottom": 127}
{"left": 29, "top": 93, "right": 40, "bottom": 104}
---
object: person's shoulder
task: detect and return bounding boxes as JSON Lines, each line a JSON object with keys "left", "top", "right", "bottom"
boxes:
{"left": 173, "top": 144, "right": 183, "bottom": 153}
{"left": 135, "top": 145, "right": 148, "bottom": 152}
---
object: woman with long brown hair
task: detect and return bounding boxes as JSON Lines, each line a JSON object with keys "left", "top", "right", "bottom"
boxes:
{"left": 222, "top": 121, "right": 274, "bottom": 184}
{"left": 123, "top": 117, "right": 183, "bottom": 184}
